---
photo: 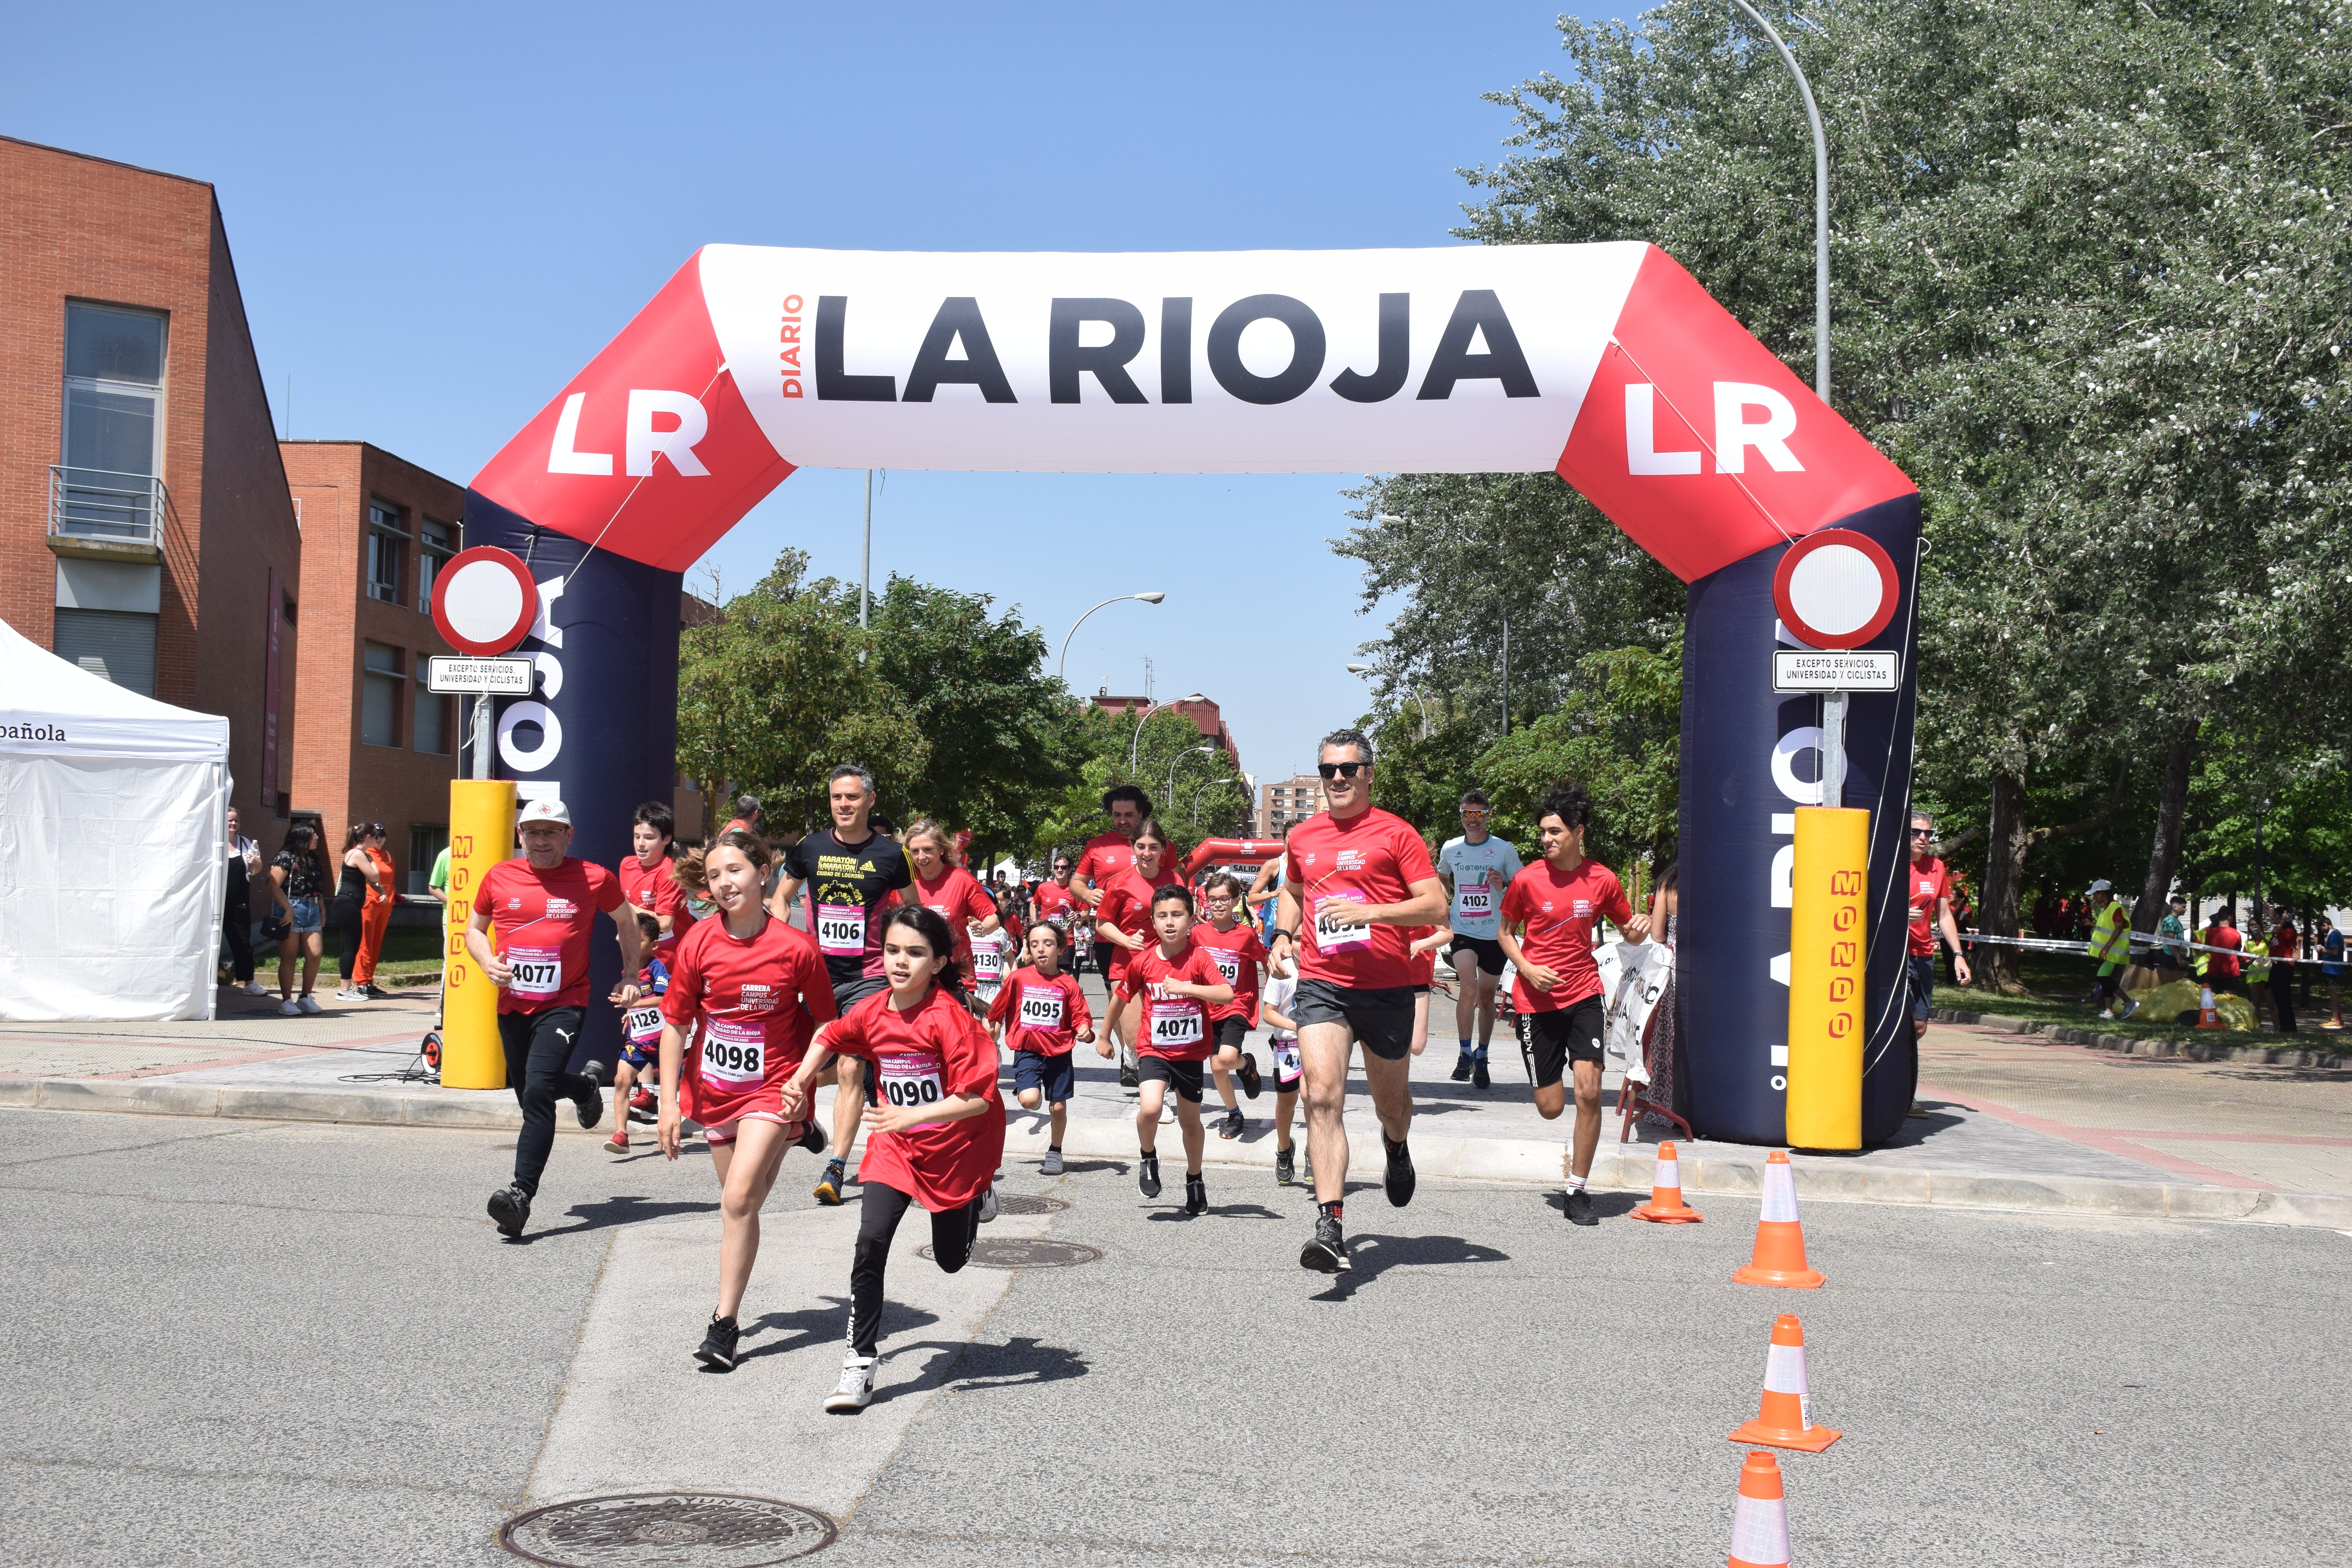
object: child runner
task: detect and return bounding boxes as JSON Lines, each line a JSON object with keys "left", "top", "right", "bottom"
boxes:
{"left": 1406, "top": 924, "right": 1454, "bottom": 1058}
{"left": 1093, "top": 818, "right": 1184, "bottom": 1090}
{"left": 780, "top": 906, "right": 1005, "bottom": 1412}
{"left": 1119, "top": 884, "right": 1234, "bottom": 1214}
{"left": 1190, "top": 872, "right": 1269, "bottom": 1139}
{"left": 1261, "top": 961, "right": 1304, "bottom": 1184}
{"left": 1496, "top": 783, "right": 1651, "bottom": 1227}
{"left": 988, "top": 922, "right": 1094, "bottom": 1173}
{"left": 969, "top": 920, "right": 1017, "bottom": 1016}
{"left": 651, "top": 831, "right": 834, "bottom": 1370}
{"left": 606, "top": 911, "right": 671, "bottom": 1155}
{"left": 619, "top": 801, "right": 695, "bottom": 1123}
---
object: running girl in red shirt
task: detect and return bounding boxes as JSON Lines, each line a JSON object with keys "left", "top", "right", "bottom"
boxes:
{"left": 905, "top": 818, "right": 1000, "bottom": 992}
{"left": 987, "top": 922, "right": 1094, "bottom": 1173}
{"left": 1497, "top": 783, "right": 1651, "bottom": 1227}
{"left": 653, "top": 830, "right": 836, "bottom": 1370}
{"left": 1093, "top": 818, "right": 1182, "bottom": 1085}
{"left": 781, "top": 905, "right": 1005, "bottom": 1413}
{"left": 1191, "top": 873, "right": 1270, "bottom": 1139}
{"left": 1118, "top": 884, "right": 1234, "bottom": 1214}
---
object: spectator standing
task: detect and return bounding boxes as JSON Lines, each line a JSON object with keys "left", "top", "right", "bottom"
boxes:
{"left": 358, "top": 824, "right": 398, "bottom": 996}
{"left": 2084, "top": 880, "right": 2134, "bottom": 1020}
{"left": 2156, "top": 896, "right": 2190, "bottom": 976}
{"left": 2270, "top": 914, "right": 2299, "bottom": 1034}
{"left": 332, "top": 826, "right": 381, "bottom": 1003}
{"left": 2319, "top": 918, "right": 2344, "bottom": 1029}
{"left": 270, "top": 823, "right": 329, "bottom": 1014}
{"left": 220, "top": 806, "right": 266, "bottom": 996}
{"left": 2243, "top": 915, "right": 2273, "bottom": 1028}
{"left": 2203, "top": 905, "right": 2244, "bottom": 994}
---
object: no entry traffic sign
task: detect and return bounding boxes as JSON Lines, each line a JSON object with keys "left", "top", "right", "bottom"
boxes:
{"left": 1771, "top": 529, "right": 1899, "bottom": 651}
{"left": 430, "top": 546, "right": 539, "bottom": 656}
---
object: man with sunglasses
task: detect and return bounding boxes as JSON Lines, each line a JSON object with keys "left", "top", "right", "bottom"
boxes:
{"left": 1270, "top": 730, "right": 1447, "bottom": 1273}
{"left": 1032, "top": 856, "right": 1081, "bottom": 935}
{"left": 1906, "top": 812, "right": 1971, "bottom": 1044}
{"left": 1437, "top": 789, "right": 1523, "bottom": 1087}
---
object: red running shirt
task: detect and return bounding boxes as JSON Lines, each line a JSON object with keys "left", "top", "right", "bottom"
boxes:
{"left": 1906, "top": 857, "right": 1950, "bottom": 958}
{"left": 826, "top": 984, "right": 1006, "bottom": 1211}
{"left": 1074, "top": 832, "right": 1136, "bottom": 897}
{"left": 1189, "top": 919, "right": 1270, "bottom": 1025}
{"left": 1119, "top": 940, "right": 1227, "bottom": 1062}
{"left": 1501, "top": 858, "right": 1633, "bottom": 1012}
{"left": 618, "top": 853, "right": 697, "bottom": 963}
{"left": 1283, "top": 808, "right": 1440, "bottom": 991}
{"left": 479, "top": 857, "right": 626, "bottom": 1013}
{"left": 913, "top": 864, "right": 997, "bottom": 976}
{"left": 661, "top": 913, "right": 837, "bottom": 1127}
{"left": 1033, "top": 879, "right": 1081, "bottom": 929}
{"left": 1095, "top": 864, "right": 1182, "bottom": 978}
{"left": 987, "top": 964, "right": 1093, "bottom": 1055}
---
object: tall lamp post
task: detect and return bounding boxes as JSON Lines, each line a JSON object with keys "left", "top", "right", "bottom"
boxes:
{"left": 1165, "top": 744, "right": 1217, "bottom": 807}
{"left": 1346, "top": 663, "right": 1433, "bottom": 739}
{"left": 1130, "top": 692, "right": 1205, "bottom": 775}
{"left": 1059, "top": 591, "right": 1166, "bottom": 681}
{"left": 1730, "top": 0, "right": 1831, "bottom": 401}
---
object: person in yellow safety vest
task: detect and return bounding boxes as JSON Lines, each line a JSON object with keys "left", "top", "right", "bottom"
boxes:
{"left": 2243, "top": 911, "right": 2273, "bottom": 1029}
{"left": 2085, "top": 880, "right": 2136, "bottom": 1020}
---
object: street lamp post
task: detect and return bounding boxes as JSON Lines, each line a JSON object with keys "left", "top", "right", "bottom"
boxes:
{"left": 1129, "top": 692, "right": 1205, "bottom": 775}
{"left": 1730, "top": 0, "right": 1831, "bottom": 402}
{"left": 1346, "top": 663, "right": 1433, "bottom": 739}
{"left": 1165, "top": 745, "right": 1216, "bottom": 807}
{"left": 1058, "top": 591, "right": 1166, "bottom": 682}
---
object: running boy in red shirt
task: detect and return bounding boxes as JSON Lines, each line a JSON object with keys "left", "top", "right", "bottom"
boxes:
{"left": 987, "top": 922, "right": 1094, "bottom": 1174}
{"left": 1119, "top": 884, "right": 1233, "bottom": 1214}
{"left": 1190, "top": 873, "right": 1270, "bottom": 1138}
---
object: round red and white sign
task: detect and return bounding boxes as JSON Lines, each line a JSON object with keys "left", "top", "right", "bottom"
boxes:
{"left": 430, "top": 547, "right": 540, "bottom": 656}
{"left": 1772, "top": 529, "right": 1899, "bottom": 650}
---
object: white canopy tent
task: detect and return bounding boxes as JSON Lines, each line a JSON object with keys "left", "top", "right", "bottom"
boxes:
{"left": 0, "top": 617, "right": 230, "bottom": 1021}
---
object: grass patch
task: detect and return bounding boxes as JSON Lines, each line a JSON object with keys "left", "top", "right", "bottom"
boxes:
{"left": 1942, "top": 950, "right": 2349, "bottom": 1051}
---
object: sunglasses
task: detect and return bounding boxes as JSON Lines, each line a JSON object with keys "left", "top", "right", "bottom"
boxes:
{"left": 1318, "top": 761, "right": 1365, "bottom": 780}
{"left": 1909, "top": 828, "right": 1933, "bottom": 837}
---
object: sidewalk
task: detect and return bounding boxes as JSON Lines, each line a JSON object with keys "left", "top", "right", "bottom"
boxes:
{"left": 5, "top": 972, "right": 2348, "bottom": 1225}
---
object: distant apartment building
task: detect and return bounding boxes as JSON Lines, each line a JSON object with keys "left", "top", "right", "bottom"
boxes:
{"left": 1258, "top": 772, "right": 1327, "bottom": 837}
{"left": 1089, "top": 690, "right": 1242, "bottom": 773}
{"left": 281, "top": 441, "right": 465, "bottom": 891}
{"left": 0, "top": 136, "right": 303, "bottom": 830}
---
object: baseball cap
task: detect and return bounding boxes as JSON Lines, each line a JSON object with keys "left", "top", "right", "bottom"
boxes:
{"left": 2087, "top": 878, "right": 2113, "bottom": 895}
{"left": 518, "top": 799, "right": 572, "bottom": 828}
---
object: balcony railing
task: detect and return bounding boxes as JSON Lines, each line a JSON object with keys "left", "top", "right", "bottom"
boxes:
{"left": 50, "top": 465, "right": 168, "bottom": 546}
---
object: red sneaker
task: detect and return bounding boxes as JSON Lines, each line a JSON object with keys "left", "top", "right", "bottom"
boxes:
{"left": 604, "top": 1128, "right": 630, "bottom": 1155}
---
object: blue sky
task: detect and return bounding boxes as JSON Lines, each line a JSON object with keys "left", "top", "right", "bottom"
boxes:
{"left": 11, "top": 0, "right": 1610, "bottom": 787}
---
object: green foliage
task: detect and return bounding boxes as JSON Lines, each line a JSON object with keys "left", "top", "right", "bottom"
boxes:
{"left": 1026, "top": 704, "right": 1252, "bottom": 869}
{"left": 1470, "top": 640, "right": 1681, "bottom": 871}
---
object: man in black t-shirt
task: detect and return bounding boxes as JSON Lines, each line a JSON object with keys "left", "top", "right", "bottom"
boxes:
{"left": 771, "top": 763, "right": 913, "bottom": 1204}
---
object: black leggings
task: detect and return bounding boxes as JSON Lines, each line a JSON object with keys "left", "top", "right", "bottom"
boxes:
{"left": 497, "top": 1006, "right": 590, "bottom": 1198}
{"left": 333, "top": 897, "right": 366, "bottom": 982}
{"left": 851, "top": 1178, "right": 979, "bottom": 1357}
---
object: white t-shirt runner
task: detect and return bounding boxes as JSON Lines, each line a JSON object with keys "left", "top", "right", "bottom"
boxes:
{"left": 1438, "top": 833, "right": 1525, "bottom": 940}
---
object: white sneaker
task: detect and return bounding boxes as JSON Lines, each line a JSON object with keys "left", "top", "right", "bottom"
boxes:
{"left": 278, "top": 998, "right": 301, "bottom": 1016}
{"left": 825, "top": 1356, "right": 877, "bottom": 1413}
{"left": 241, "top": 981, "right": 267, "bottom": 996}
{"left": 337, "top": 987, "right": 368, "bottom": 1001}
{"left": 2117, "top": 997, "right": 2140, "bottom": 1020}
{"left": 298, "top": 995, "right": 323, "bottom": 1014}
{"left": 978, "top": 1184, "right": 1000, "bottom": 1224}
{"left": 1040, "top": 1149, "right": 1063, "bottom": 1176}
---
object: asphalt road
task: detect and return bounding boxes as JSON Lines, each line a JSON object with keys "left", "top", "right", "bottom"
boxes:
{"left": 4, "top": 1104, "right": 2347, "bottom": 1567}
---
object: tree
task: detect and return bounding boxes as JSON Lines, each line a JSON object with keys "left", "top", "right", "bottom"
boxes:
{"left": 1468, "top": 640, "right": 1681, "bottom": 873}
{"left": 1028, "top": 704, "right": 1252, "bottom": 868}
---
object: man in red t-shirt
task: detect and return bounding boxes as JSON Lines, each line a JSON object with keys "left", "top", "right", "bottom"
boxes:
{"left": 1497, "top": 784, "right": 1651, "bottom": 1225}
{"left": 1904, "top": 813, "right": 1972, "bottom": 1044}
{"left": 1032, "top": 856, "right": 1081, "bottom": 933}
{"left": 466, "top": 799, "right": 647, "bottom": 1238}
{"left": 1269, "top": 730, "right": 1446, "bottom": 1273}
{"left": 1071, "top": 785, "right": 1152, "bottom": 1087}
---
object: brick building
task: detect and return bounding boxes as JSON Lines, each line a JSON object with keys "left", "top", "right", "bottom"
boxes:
{"left": 0, "top": 136, "right": 302, "bottom": 831}
{"left": 281, "top": 441, "right": 466, "bottom": 892}
{"left": 1257, "top": 772, "right": 1327, "bottom": 837}
{"left": 1087, "top": 690, "right": 1241, "bottom": 773}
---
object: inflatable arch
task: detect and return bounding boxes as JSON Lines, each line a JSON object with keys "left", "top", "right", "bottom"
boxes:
{"left": 464, "top": 244, "right": 1922, "bottom": 1147}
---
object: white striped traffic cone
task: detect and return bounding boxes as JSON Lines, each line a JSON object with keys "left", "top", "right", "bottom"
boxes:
{"left": 1726, "top": 1450, "right": 1792, "bottom": 1568}
{"left": 1733, "top": 1151, "right": 1825, "bottom": 1288}
{"left": 1728, "top": 1312, "right": 1841, "bottom": 1451}
{"left": 1632, "top": 1140, "right": 1703, "bottom": 1222}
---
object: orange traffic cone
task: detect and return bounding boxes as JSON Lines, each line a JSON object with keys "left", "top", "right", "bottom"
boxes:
{"left": 1728, "top": 1313, "right": 1841, "bottom": 1451}
{"left": 1733, "top": 1150, "right": 1824, "bottom": 1288}
{"left": 2196, "top": 984, "right": 2223, "bottom": 1029}
{"left": 1632, "top": 1141, "right": 1703, "bottom": 1222}
{"left": 1726, "top": 1450, "right": 1792, "bottom": 1568}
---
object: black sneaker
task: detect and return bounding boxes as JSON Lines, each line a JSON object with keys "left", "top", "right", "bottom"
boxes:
{"left": 488, "top": 1185, "right": 531, "bottom": 1238}
{"left": 364, "top": 983, "right": 393, "bottom": 1000}
{"left": 1218, "top": 1108, "right": 1245, "bottom": 1140}
{"left": 1300, "top": 1213, "right": 1350, "bottom": 1272}
{"left": 797, "top": 1120, "right": 828, "bottom": 1156}
{"left": 1237, "top": 1053, "right": 1262, "bottom": 1099}
{"left": 1138, "top": 1152, "right": 1162, "bottom": 1199}
{"left": 1275, "top": 1147, "right": 1296, "bottom": 1186}
{"left": 695, "top": 1313, "right": 741, "bottom": 1371}
{"left": 813, "top": 1157, "right": 847, "bottom": 1206}
{"left": 1118, "top": 1064, "right": 1140, "bottom": 1091}
{"left": 1383, "top": 1136, "right": 1416, "bottom": 1207}
{"left": 1565, "top": 1188, "right": 1598, "bottom": 1226}
{"left": 1185, "top": 1174, "right": 1207, "bottom": 1214}
{"left": 573, "top": 1060, "right": 607, "bottom": 1130}
{"left": 1450, "top": 1052, "right": 1474, "bottom": 1082}
{"left": 1471, "top": 1055, "right": 1491, "bottom": 1090}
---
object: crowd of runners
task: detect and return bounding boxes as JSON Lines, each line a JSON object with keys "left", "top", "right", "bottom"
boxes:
{"left": 465, "top": 730, "right": 1675, "bottom": 1410}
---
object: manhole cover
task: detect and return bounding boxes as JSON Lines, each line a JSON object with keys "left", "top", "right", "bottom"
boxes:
{"left": 993, "top": 1192, "right": 1069, "bottom": 1215}
{"left": 499, "top": 1493, "right": 836, "bottom": 1566}
{"left": 920, "top": 1237, "right": 1103, "bottom": 1268}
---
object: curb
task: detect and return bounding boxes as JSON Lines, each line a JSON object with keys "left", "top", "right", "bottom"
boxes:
{"left": 1929, "top": 1007, "right": 2350, "bottom": 1069}
{"left": 7, "top": 1073, "right": 2349, "bottom": 1229}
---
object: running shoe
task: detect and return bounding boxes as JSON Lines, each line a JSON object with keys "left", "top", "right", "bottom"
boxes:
{"left": 297, "top": 995, "right": 323, "bottom": 1015}
{"left": 814, "top": 1158, "right": 847, "bottom": 1206}
{"left": 488, "top": 1185, "right": 531, "bottom": 1238}
{"left": 978, "top": 1184, "right": 1000, "bottom": 1223}
{"left": 1383, "top": 1136, "right": 1416, "bottom": 1208}
{"left": 1118, "top": 1064, "right": 1140, "bottom": 1091}
{"left": 1300, "top": 1214, "right": 1350, "bottom": 1273}
{"left": 826, "top": 1356, "right": 877, "bottom": 1413}
{"left": 573, "top": 1060, "right": 606, "bottom": 1130}
{"left": 1138, "top": 1151, "right": 1162, "bottom": 1199}
{"left": 1565, "top": 1188, "right": 1597, "bottom": 1227}
{"left": 336, "top": 986, "right": 367, "bottom": 1001}
{"left": 1185, "top": 1174, "right": 1207, "bottom": 1215}
{"left": 2117, "top": 996, "right": 2140, "bottom": 1020}
{"left": 240, "top": 980, "right": 268, "bottom": 996}
{"left": 278, "top": 999, "right": 301, "bottom": 1016}
{"left": 1237, "top": 1053, "right": 1262, "bottom": 1099}
{"left": 1274, "top": 1147, "right": 1295, "bottom": 1186}
{"left": 604, "top": 1128, "right": 630, "bottom": 1155}
{"left": 1040, "top": 1148, "right": 1063, "bottom": 1176}
{"left": 1450, "top": 1052, "right": 1474, "bottom": 1082}
{"left": 695, "top": 1313, "right": 741, "bottom": 1371}
{"left": 1471, "top": 1055, "right": 1490, "bottom": 1090}
{"left": 365, "top": 984, "right": 393, "bottom": 1000}
{"left": 628, "top": 1087, "right": 657, "bottom": 1122}
{"left": 797, "top": 1121, "right": 828, "bottom": 1157}
{"left": 1218, "top": 1108, "right": 1245, "bottom": 1140}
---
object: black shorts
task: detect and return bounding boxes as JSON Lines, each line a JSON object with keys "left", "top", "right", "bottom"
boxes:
{"left": 1290, "top": 977, "right": 1416, "bottom": 1061}
{"left": 1212, "top": 1017, "right": 1247, "bottom": 1052}
{"left": 1138, "top": 1056, "right": 1206, "bottom": 1102}
{"left": 1448, "top": 933, "right": 1507, "bottom": 976}
{"left": 1516, "top": 995, "right": 1604, "bottom": 1089}
{"left": 1906, "top": 954, "right": 1936, "bottom": 1022}
{"left": 833, "top": 975, "right": 886, "bottom": 1013}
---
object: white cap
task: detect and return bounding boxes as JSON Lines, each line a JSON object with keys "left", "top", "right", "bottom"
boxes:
{"left": 2087, "top": 878, "right": 2112, "bottom": 895}
{"left": 518, "top": 799, "right": 571, "bottom": 828}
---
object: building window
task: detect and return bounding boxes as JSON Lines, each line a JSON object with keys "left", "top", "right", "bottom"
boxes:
{"left": 414, "top": 682, "right": 448, "bottom": 754}
{"left": 53, "top": 608, "right": 158, "bottom": 696}
{"left": 361, "top": 641, "right": 402, "bottom": 747}
{"left": 60, "top": 303, "right": 167, "bottom": 541}
{"left": 408, "top": 824, "right": 448, "bottom": 895}
{"left": 417, "top": 519, "right": 454, "bottom": 612}
{"left": 367, "top": 501, "right": 408, "bottom": 604}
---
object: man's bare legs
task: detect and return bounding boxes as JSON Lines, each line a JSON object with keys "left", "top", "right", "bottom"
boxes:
{"left": 1300, "top": 1023, "right": 1413, "bottom": 1205}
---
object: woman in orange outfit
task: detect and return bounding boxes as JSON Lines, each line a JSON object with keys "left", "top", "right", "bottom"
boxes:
{"left": 356, "top": 823, "right": 397, "bottom": 993}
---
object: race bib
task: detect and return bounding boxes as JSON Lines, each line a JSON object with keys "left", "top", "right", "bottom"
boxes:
{"left": 699, "top": 1017, "right": 766, "bottom": 1084}
{"left": 973, "top": 945, "right": 1005, "bottom": 981}
{"left": 1210, "top": 948, "right": 1242, "bottom": 984}
{"left": 878, "top": 1053, "right": 947, "bottom": 1112}
{"left": 624, "top": 1005, "right": 664, "bottom": 1044}
{"left": 1272, "top": 1040, "right": 1303, "bottom": 1079}
{"left": 1454, "top": 883, "right": 1495, "bottom": 920}
{"left": 1313, "top": 891, "right": 1372, "bottom": 954}
{"left": 507, "top": 945, "right": 562, "bottom": 998}
{"left": 1018, "top": 984, "right": 1064, "bottom": 1029}
{"left": 1149, "top": 1001, "right": 1204, "bottom": 1049}
{"left": 815, "top": 902, "right": 866, "bottom": 957}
